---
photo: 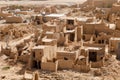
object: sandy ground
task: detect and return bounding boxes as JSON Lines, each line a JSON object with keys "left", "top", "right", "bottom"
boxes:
{"left": 1, "top": 0, "right": 120, "bottom": 80}
{"left": 0, "top": 56, "right": 24, "bottom": 80}
{"left": 0, "top": 0, "right": 87, "bottom": 6}
{"left": 0, "top": 54, "right": 120, "bottom": 80}
{"left": 0, "top": 40, "right": 120, "bottom": 80}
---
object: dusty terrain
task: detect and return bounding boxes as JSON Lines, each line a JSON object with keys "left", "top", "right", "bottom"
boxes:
{"left": 0, "top": 53, "right": 120, "bottom": 80}
{"left": 0, "top": 0, "right": 87, "bottom": 6}
{"left": 0, "top": 0, "right": 120, "bottom": 80}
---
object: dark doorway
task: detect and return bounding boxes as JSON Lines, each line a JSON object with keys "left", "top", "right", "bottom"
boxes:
{"left": 98, "top": 40, "right": 101, "bottom": 44}
{"left": 117, "top": 43, "right": 120, "bottom": 60}
{"left": 89, "top": 51, "right": 97, "bottom": 62}
{"left": 83, "top": 35, "right": 85, "bottom": 40}
{"left": 33, "top": 52, "right": 35, "bottom": 58}
{"left": 64, "top": 57, "right": 68, "bottom": 60}
{"left": 69, "top": 33, "right": 75, "bottom": 41}
{"left": 32, "top": 60, "right": 41, "bottom": 69}
{"left": 67, "top": 20, "right": 74, "bottom": 25}
{"left": 37, "top": 21, "right": 40, "bottom": 25}
{"left": 38, "top": 61, "right": 41, "bottom": 69}
{"left": 98, "top": 40, "right": 104, "bottom": 44}
{"left": 102, "top": 40, "right": 104, "bottom": 44}
{"left": 33, "top": 60, "right": 37, "bottom": 69}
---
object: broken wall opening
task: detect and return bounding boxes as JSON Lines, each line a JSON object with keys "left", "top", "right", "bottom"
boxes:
{"left": 32, "top": 60, "right": 41, "bottom": 69}
{"left": 67, "top": 19, "right": 74, "bottom": 25}
{"left": 37, "top": 21, "right": 40, "bottom": 25}
{"left": 69, "top": 33, "right": 75, "bottom": 41}
{"left": 64, "top": 57, "right": 68, "bottom": 60}
{"left": 98, "top": 40, "right": 103, "bottom": 44}
{"left": 89, "top": 51, "right": 97, "bottom": 62}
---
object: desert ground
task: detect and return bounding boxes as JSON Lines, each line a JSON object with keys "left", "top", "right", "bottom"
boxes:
{"left": 0, "top": 0, "right": 87, "bottom": 6}
{"left": 0, "top": 0, "right": 120, "bottom": 80}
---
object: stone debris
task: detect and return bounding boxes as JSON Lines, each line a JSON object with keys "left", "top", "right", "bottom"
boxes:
{"left": 0, "top": 0, "right": 120, "bottom": 80}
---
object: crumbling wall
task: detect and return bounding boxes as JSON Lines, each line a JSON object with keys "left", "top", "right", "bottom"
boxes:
{"left": 83, "top": 43, "right": 106, "bottom": 48}
{"left": 6, "top": 16, "right": 23, "bottom": 23}
{"left": 0, "top": 24, "right": 37, "bottom": 41}
{"left": 76, "top": 26, "right": 83, "bottom": 41}
{"left": 109, "top": 37, "right": 120, "bottom": 52}
{"left": 57, "top": 51, "right": 78, "bottom": 60}
{"left": 23, "top": 71, "right": 39, "bottom": 80}
{"left": 83, "top": 24, "right": 95, "bottom": 34}
{"left": 91, "top": 59, "right": 104, "bottom": 68}
{"left": 73, "top": 64, "right": 91, "bottom": 72}
{"left": 19, "top": 54, "right": 30, "bottom": 63}
{"left": 0, "top": 12, "right": 13, "bottom": 19}
{"left": 41, "top": 61, "right": 58, "bottom": 72}
{"left": 58, "top": 60, "right": 74, "bottom": 69}
{"left": 80, "top": 49, "right": 89, "bottom": 57}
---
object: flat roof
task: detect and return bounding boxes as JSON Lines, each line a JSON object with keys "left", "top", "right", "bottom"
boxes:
{"left": 109, "top": 24, "right": 116, "bottom": 29}
{"left": 110, "top": 37, "right": 120, "bottom": 40}
{"left": 42, "top": 38, "right": 53, "bottom": 43}
{"left": 83, "top": 47, "right": 102, "bottom": 50}
{"left": 57, "top": 51, "right": 75, "bottom": 54}
{"left": 46, "top": 31, "right": 54, "bottom": 34}
{"left": 77, "top": 17, "right": 90, "bottom": 22}
{"left": 78, "top": 56, "right": 85, "bottom": 59}
{"left": 60, "top": 17, "right": 75, "bottom": 20}
{"left": 32, "top": 45, "right": 48, "bottom": 49}
{"left": 65, "top": 30, "right": 75, "bottom": 33}
{"left": 45, "top": 22, "right": 57, "bottom": 27}
{"left": 45, "top": 14, "right": 66, "bottom": 18}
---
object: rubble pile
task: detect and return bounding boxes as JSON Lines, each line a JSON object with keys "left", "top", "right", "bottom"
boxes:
{"left": 0, "top": 0, "right": 120, "bottom": 80}
{"left": 0, "top": 24, "right": 37, "bottom": 41}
